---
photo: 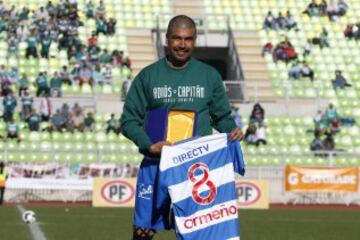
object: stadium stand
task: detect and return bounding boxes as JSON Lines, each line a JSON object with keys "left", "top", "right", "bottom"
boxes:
{"left": 0, "top": 0, "right": 359, "bottom": 171}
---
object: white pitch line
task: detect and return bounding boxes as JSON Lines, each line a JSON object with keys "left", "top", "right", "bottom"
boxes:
{"left": 17, "top": 205, "right": 47, "bottom": 240}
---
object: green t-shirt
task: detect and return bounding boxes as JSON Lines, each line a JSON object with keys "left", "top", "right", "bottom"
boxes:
{"left": 120, "top": 57, "right": 236, "bottom": 157}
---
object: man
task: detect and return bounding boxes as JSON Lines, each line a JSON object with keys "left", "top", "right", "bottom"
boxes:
{"left": 120, "top": 15, "right": 243, "bottom": 240}
{"left": 0, "top": 161, "right": 7, "bottom": 205}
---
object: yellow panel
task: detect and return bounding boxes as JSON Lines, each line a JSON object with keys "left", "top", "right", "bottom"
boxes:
{"left": 166, "top": 111, "right": 196, "bottom": 143}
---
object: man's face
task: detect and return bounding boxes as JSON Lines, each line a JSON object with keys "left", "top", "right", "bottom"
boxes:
{"left": 166, "top": 27, "right": 196, "bottom": 66}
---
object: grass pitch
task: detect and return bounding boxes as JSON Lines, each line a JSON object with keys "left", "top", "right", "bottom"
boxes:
{"left": 0, "top": 206, "right": 359, "bottom": 240}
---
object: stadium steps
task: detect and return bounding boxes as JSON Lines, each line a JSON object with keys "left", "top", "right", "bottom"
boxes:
{"left": 126, "top": 30, "right": 157, "bottom": 77}
{"left": 172, "top": 0, "right": 205, "bottom": 17}
{"left": 235, "top": 31, "right": 275, "bottom": 102}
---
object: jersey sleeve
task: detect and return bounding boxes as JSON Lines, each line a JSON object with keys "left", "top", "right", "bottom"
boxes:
{"left": 228, "top": 137, "right": 245, "bottom": 176}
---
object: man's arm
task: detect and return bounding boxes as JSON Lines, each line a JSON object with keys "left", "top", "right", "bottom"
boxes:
{"left": 209, "top": 71, "right": 243, "bottom": 141}
{"left": 120, "top": 73, "right": 154, "bottom": 156}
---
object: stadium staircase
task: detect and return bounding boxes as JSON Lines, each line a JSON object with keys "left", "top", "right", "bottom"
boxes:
{"left": 235, "top": 31, "right": 275, "bottom": 102}
{"left": 126, "top": 30, "right": 157, "bottom": 77}
{"left": 172, "top": 0, "right": 205, "bottom": 17}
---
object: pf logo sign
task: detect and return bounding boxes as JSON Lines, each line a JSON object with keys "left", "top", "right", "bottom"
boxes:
{"left": 101, "top": 180, "right": 135, "bottom": 204}
{"left": 236, "top": 181, "right": 261, "bottom": 206}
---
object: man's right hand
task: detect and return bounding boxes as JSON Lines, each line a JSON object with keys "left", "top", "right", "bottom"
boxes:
{"left": 149, "top": 141, "right": 171, "bottom": 156}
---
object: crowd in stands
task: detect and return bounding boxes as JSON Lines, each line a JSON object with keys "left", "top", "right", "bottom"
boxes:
{"left": 311, "top": 103, "right": 340, "bottom": 155}
{"left": 263, "top": 10, "right": 298, "bottom": 31}
{"left": 0, "top": 0, "right": 133, "bottom": 92}
{"left": 288, "top": 61, "right": 315, "bottom": 81}
{"left": 1, "top": 92, "right": 124, "bottom": 142}
{"left": 303, "top": 0, "right": 348, "bottom": 21}
{"left": 262, "top": 37, "right": 298, "bottom": 64}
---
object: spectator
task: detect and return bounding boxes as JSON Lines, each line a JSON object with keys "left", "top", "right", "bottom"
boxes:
{"left": 99, "top": 49, "right": 112, "bottom": 65}
{"left": 354, "top": 23, "right": 360, "bottom": 41}
{"left": 40, "top": 34, "right": 52, "bottom": 58}
{"left": 21, "top": 90, "right": 33, "bottom": 121}
{"left": 71, "top": 109, "right": 84, "bottom": 132}
{"left": 263, "top": 11, "right": 275, "bottom": 30}
{"left": 325, "top": 103, "right": 340, "bottom": 132}
{"left": 50, "top": 71, "right": 62, "bottom": 97}
{"left": 338, "top": 0, "right": 348, "bottom": 16}
{"left": 230, "top": 105, "right": 243, "bottom": 129}
{"left": 84, "top": 112, "right": 95, "bottom": 131}
{"left": 303, "top": 0, "right": 319, "bottom": 17}
{"left": 79, "top": 62, "right": 93, "bottom": 87}
{"left": 106, "top": 113, "right": 119, "bottom": 134}
{"left": 275, "top": 12, "right": 286, "bottom": 30}
{"left": 244, "top": 124, "right": 257, "bottom": 145}
{"left": 311, "top": 131, "right": 324, "bottom": 156}
{"left": 250, "top": 103, "right": 265, "bottom": 124}
{"left": 261, "top": 42, "right": 273, "bottom": 56}
{"left": 327, "top": 1, "right": 338, "bottom": 21}
{"left": 51, "top": 109, "right": 66, "bottom": 132}
{"left": 18, "top": 7, "right": 30, "bottom": 22}
{"left": 332, "top": 70, "right": 352, "bottom": 91}
{"left": 87, "top": 32, "right": 97, "bottom": 49}
{"left": 5, "top": 118, "right": 20, "bottom": 142}
{"left": 303, "top": 39, "right": 312, "bottom": 57}
{"left": 25, "top": 33, "right": 38, "bottom": 59}
{"left": 123, "top": 55, "right": 132, "bottom": 70}
{"left": 8, "top": 36, "right": 19, "bottom": 58}
{"left": 17, "top": 73, "right": 29, "bottom": 97}
{"left": 3, "top": 91, "right": 17, "bottom": 122}
{"left": 318, "top": 0, "right": 328, "bottom": 16}
{"left": 60, "top": 65, "right": 72, "bottom": 85}
{"left": 60, "top": 103, "right": 72, "bottom": 130}
{"left": 88, "top": 45, "right": 100, "bottom": 65}
{"left": 96, "top": 0, "right": 106, "bottom": 18}
{"left": 39, "top": 95, "right": 52, "bottom": 121}
{"left": 121, "top": 76, "right": 132, "bottom": 101}
{"left": 16, "top": 24, "right": 30, "bottom": 42}
{"left": 92, "top": 64, "right": 103, "bottom": 86}
{"left": 288, "top": 61, "right": 302, "bottom": 79}
{"left": 35, "top": 72, "right": 50, "bottom": 97}
{"left": 344, "top": 24, "right": 354, "bottom": 39}
{"left": 314, "top": 110, "right": 328, "bottom": 135}
{"left": 102, "top": 64, "right": 112, "bottom": 85}
{"left": 319, "top": 27, "right": 330, "bottom": 48}
{"left": 46, "top": 1, "right": 57, "bottom": 18}
{"left": 285, "top": 10, "right": 298, "bottom": 30}
{"left": 322, "top": 133, "right": 335, "bottom": 152}
{"left": 27, "top": 109, "right": 41, "bottom": 131}
{"left": 95, "top": 15, "right": 107, "bottom": 35}
{"left": 255, "top": 123, "right": 267, "bottom": 147}
{"left": 8, "top": 67, "right": 18, "bottom": 85}
{"left": 106, "top": 17, "right": 116, "bottom": 35}
{"left": 86, "top": 1, "right": 95, "bottom": 18}
{"left": 300, "top": 62, "right": 314, "bottom": 81}
{"left": 72, "top": 102, "right": 83, "bottom": 114}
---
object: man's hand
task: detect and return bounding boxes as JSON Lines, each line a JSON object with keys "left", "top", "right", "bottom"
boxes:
{"left": 229, "top": 127, "right": 243, "bottom": 141}
{"left": 149, "top": 141, "right": 171, "bottom": 156}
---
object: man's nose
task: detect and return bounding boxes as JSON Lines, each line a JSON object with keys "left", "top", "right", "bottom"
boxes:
{"left": 179, "top": 39, "right": 185, "bottom": 48}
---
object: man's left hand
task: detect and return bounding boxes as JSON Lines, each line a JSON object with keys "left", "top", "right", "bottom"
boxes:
{"left": 229, "top": 127, "right": 243, "bottom": 141}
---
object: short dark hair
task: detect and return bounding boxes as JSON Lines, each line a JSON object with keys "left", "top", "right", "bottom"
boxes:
{"left": 166, "top": 15, "right": 197, "bottom": 38}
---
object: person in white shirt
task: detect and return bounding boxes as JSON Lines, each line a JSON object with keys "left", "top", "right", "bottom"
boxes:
{"left": 255, "top": 123, "right": 267, "bottom": 147}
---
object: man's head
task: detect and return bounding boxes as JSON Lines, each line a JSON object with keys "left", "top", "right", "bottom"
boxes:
{"left": 166, "top": 15, "right": 197, "bottom": 67}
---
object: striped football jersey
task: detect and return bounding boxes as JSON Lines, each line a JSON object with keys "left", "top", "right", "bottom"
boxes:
{"left": 159, "top": 133, "right": 245, "bottom": 240}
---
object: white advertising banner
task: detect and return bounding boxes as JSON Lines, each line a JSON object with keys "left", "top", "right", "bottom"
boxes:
{"left": 6, "top": 178, "right": 93, "bottom": 190}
